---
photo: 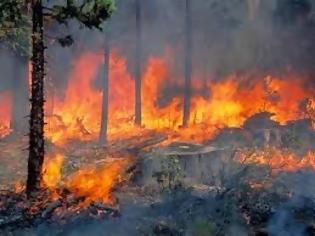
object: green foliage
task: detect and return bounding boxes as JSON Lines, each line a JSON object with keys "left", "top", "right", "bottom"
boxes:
{"left": 0, "top": 1, "right": 31, "bottom": 56}
{"left": 50, "top": 0, "right": 115, "bottom": 30}
{"left": 0, "top": 0, "right": 25, "bottom": 25}
{"left": 0, "top": 0, "right": 115, "bottom": 55}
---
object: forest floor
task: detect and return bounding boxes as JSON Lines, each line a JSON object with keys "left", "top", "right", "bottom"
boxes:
{"left": 1, "top": 113, "right": 315, "bottom": 235}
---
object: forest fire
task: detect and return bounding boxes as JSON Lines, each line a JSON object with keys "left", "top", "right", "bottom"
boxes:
{"left": 1, "top": 0, "right": 315, "bottom": 234}
{"left": 34, "top": 49, "right": 315, "bottom": 206}
{"left": 44, "top": 49, "right": 315, "bottom": 145}
{"left": 2, "top": 49, "right": 315, "bottom": 213}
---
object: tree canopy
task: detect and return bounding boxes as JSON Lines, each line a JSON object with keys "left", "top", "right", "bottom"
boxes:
{"left": 0, "top": 0, "right": 115, "bottom": 55}
{"left": 0, "top": 1, "right": 30, "bottom": 56}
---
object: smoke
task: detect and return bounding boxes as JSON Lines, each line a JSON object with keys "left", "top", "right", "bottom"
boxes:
{"left": 0, "top": 48, "right": 16, "bottom": 92}
{"left": 268, "top": 209, "right": 306, "bottom": 236}
{"left": 99, "top": 0, "right": 315, "bottom": 77}
{"left": 266, "top": 169, "right": 315, "bottom": 236}
{"left": 97, "top": 0, "right": 315, "bottom": 100}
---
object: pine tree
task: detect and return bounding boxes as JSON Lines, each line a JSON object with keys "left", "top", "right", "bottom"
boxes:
{"left": 99, "top": 29, "right": 111, "bottom": 146}
{"left": 134, "top": 0, "right": 142, "bottom": 126}
{"left": 182, "top": 0, "right": 192, "bottom": 127}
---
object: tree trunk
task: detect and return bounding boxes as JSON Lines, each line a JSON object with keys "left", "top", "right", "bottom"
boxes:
{"left": 135, "top": 0, "right": 142, "bottom": 126}
{"left": 182, "top": 0, "right": 192, "bottom": 127}
{"left": 247, "top": 0, "right": 261, "bottom": 20}
{"left": 26, "top": 0, "right": 45, "bottom": 197}
{"left": 99, "top": 33, "right": 110, "bottom": 146}
{"left": 10, "top": 56, "right": 29, "bottom": 134}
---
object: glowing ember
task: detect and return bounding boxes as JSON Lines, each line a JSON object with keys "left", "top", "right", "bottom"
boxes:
{"left": 0, "top": 91, "right": 12, "bottom": 138}
{"left": 66, "top": 159, "right": 130, "bottom": 205}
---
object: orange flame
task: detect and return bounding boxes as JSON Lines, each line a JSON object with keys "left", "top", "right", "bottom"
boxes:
{"left": 45, "top": 50, "right": 135, "bottom": 144}
{"left": 42, "top": 154, "right": 64, "bottom": 189}
{"left": 238, "top": 148, "right": 315, "bottom": 173}
{"left": 0, "top": 91, "right": 12, "bottom": 137}
{"left": 66, "top": 159, "right": 130, "bottom": 205}
{"left": 0, "top": 48, "right": 313, "bottom": 143}
{"left": 43, "top": 49, "right": 314, "bottom": 145}
{"left": 39, "top": 153, "right": 130, "bottom": 205}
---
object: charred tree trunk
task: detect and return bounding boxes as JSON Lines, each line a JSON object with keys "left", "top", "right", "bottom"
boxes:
{"left": 26, "top": 0, "right": 45, "bottom": 197}
{"left": 135, "top": 0, "right": 142, "bottom": 126}
{"left": 10, "top": 56, "right": 29, "bottom": 134}
{"left": 182, "top": 0, "right": 192, "bottom": 127}
{"left": 99, "top": 33, "right": 110, "bottom": 146}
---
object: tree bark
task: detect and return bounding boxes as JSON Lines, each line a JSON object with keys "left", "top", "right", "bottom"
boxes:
{"left": 182, "top": 0, "right": 192, "bottom": 127}
{"left": 99, "top": 33, "right": 110, "bottom": 146}
{"left": 135, "top": 0, "right": 142, "bottom": 126}
{"left": 10, "top": 56, "right": 29, "bottom": 134}
{"left": 26, "top": 0, "right": 45, "bottom": 197}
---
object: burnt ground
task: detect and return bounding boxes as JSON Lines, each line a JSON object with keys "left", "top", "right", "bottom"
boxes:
{"left": 1, "top": 113, "right": 315, "bottom": 235}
